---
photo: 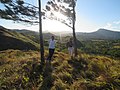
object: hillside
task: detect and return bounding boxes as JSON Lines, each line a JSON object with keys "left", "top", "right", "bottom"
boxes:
{"left": 76, "top": 29, "right": 120, "bottom": 40}
{"left": 14, "top": 29, "right": 56, "bottom": 41}
{"left": 0, "top": 50, "right": 120, "bottom": 90}
{"left": 0, "top": 26, "right": 39, "bottom": 51}
{"left": 14, "top": 29, "right": 40, "bottom": 43}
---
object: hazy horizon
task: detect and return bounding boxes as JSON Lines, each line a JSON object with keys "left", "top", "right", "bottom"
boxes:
{"left": 1, "top": 25, "right": 120, "bottom": 34}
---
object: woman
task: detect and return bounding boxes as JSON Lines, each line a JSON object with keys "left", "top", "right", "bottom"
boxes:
{"left": 46, "top": 36, "right": 55, "bottom": 63}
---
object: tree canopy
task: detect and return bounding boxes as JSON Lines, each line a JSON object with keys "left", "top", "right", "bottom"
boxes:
{"left": 0, "top": 0, "right": 38, "bottom": 24}
{"left": 0, "top": 0, "right": 77, "bottom": 26}
{"left": 43, "top": 0, "right": 77, "bottom": 28}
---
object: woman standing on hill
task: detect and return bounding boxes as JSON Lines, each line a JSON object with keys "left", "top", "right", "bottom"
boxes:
{"left": 66, "top": 38, "right": 74, "bottom": 59}
{"left": 46, "top": 36, "right": 55, "bottom": 63}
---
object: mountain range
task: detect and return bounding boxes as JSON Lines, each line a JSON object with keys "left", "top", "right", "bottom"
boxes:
{"left": 76, "top": 29, "right": 120, "bottom": 40}
{"left": 10, "top": 27, "right": 120, "bottom": 40}
{"left": 0, "top": 25, "right": 120, "bottom": 50}
{"left": 47, "top": 29, "right": 120, "bottom": 40}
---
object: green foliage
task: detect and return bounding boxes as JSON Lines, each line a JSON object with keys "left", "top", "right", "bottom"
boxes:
{"left": 80, "top": 40, "right": 120, "bottom": 58}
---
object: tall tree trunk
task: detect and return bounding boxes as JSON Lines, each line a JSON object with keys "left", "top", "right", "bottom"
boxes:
{"left": 72, "top": 0, "right": 78, "bottom": 56}
{"left": 38, "top": 0, "right": 45, "bottom": 63}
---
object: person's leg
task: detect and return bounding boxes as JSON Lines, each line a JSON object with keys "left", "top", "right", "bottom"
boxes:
{"left": 68, "top": 47, "right": 71, "bottom": 55}
{"left": 47, "top": 49, "right": 54, "bottom": 64}
{"left": 71, "top": 47, "right": 74, "bottom": 58}
{"left": 69, "top": 47, "right": 74, "bottom": 59}
{"left": 68, "top": 47, "right": 72, "bottom": 59}
{"left": 49, "top": 49, "right": 55, "bottom": 61}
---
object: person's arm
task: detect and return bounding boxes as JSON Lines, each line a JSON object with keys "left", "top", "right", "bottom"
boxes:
{"left": 54, "top": 40, "right": 57, "bottom": 44}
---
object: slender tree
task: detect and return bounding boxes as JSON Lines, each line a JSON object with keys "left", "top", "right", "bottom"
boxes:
{"left": 72, "top": 0, "right": 78, "bottom": 56}
{"left": 43, "top": 0, "right": 78, "bottom": 56}
{"left": 38, "top": 0, "right": 44, "bottom": 63}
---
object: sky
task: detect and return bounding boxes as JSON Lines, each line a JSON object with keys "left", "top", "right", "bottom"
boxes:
{"left": 0, "top": 0, "right": 120, "bottom": 32}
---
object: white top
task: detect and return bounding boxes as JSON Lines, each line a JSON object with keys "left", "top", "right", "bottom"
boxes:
{"left": 49, "top": 39, "right": 55, "bottom": 49}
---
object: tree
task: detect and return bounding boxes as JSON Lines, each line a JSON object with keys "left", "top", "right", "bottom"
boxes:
{"left": 0, "top": 0, "right": 45, "bottom": 63}
{"left": 38, "top": 0, "right": 45, "bottom": 64}
{"left": 43, "top": 0, "right": 78, "bottom": 56}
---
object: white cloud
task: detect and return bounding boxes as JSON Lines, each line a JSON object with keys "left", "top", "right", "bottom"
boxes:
{"left": 104, "top": 20, "right": 120, "bottom": 31}
{"left": 113, "top": 21, "right": 120, "bottom": 24}
{"left": 104, "top": 23, "right": 112, "bottom": 28}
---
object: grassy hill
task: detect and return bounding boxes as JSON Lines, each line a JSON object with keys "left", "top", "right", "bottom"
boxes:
{"left": 14, "top": 29, "right": 56, "bottom": 42}
{"left": 0, "top": 26, "right": 39, "bottom": 51}
{"left": 14, "top": 29, "right": 40, "bottom": 43}
{"left": 0, "top": 50, "right": 120, "bottom": 90}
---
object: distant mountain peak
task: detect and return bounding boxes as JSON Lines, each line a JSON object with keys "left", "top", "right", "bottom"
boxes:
{"left": 77, "top": 28, "right": 120, "bottom": 40}
{"left": 97, "top": 28, "right": 120, "bottom": 33}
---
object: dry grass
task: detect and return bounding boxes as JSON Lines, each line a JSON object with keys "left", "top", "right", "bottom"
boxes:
{"left": 0, "top": 49, "right": 120, "bottom": 90}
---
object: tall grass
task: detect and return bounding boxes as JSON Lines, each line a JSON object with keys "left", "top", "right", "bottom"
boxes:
{"left": 0, "top": 49, "right": 120, "bottom": 90}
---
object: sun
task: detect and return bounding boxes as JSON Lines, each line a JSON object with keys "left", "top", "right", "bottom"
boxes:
{"left": 53, "top": 11, "right": 66, "bottom": 20}
{"left": 43, "top": 18, "right": 71, "bottom": 32}
{"left": 42, "top": 11, "right": 71, "bottom": 32}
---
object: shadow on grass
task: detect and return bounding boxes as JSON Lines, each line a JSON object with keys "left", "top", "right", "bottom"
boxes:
{"left": 23, "top": 63, "right": 45, "bottom": 89}
{"left": 40, "top": 62, "right": 54, "bottom": 90}
{"left": 68, "top": 57, "right": 88, "bottom": 79}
